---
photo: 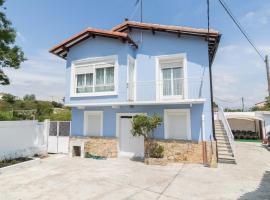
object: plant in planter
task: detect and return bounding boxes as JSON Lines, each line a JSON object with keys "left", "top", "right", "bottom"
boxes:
{"left": 131, "top": 114, "right": 162, "bottom": 159}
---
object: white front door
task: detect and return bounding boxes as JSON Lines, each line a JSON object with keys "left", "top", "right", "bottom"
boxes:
{"left": 119, "top": 116, "right": 144, "bottom": 158}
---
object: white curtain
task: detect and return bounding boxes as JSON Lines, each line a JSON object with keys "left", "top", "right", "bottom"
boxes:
{"left": 162, "top": 67, "right": 183, "bottom": 96}
{"left": 162, "top": 68, "right": 172, "bottom": 96}
{"left": 85, "top": 73, "right": 93, "bottom": 92}
{"left": 173, "top": 67, "right": 182, "bottom": 95}
{"left": 105, "top": 67, "right": 114, "bottom": 91}
{"left": 95, "top": 68, "right": 105, "bottom": 92}
{"left": 76, "top": 74, "right": 85, "bottom": 93}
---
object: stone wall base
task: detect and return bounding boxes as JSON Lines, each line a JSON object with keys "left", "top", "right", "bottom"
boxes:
{"left": 70, "top": 136, "right": 118, "bottom": 158}
{"left": 145, "top": 139, "right": 217, "bottom": 164}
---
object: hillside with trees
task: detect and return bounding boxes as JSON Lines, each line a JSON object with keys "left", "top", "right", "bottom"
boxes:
{"left": 0, "top": 93, "right": 71, "bottom": 121}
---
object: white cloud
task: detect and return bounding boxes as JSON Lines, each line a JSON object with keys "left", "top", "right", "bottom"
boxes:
{"left": 1, "top": 50, "right": 66, "bottom": 100}
{"left": 213, "top": 44, "right": 268, "bottom": 109}
{"left": 241, "top": 5, "right": 270, "bottom": 26}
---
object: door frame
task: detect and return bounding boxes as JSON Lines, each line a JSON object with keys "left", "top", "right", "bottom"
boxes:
{"left": 116, "top": 113, "right": 146, "bottom": 157}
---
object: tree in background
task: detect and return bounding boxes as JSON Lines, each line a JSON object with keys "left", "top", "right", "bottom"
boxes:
{"left": 0, "top": 0, "right": 26, "bottom": 85}
{"left": 51, "top": 101, "right": 63, "bottom": 108}
{"left": 1, "top": 93, "right": 15, "bottom": 103}
{"left": 23, "top": 94, "right": 36, "bottom": 101}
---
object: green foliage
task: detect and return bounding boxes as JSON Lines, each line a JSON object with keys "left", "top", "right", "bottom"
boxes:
{"left": 250, "top": 96, "right": 270, "bottom": 111}
{"left": 51, "top": 101, "right": 63, "bottom": 108}
{"left": 224, "top": 108, "right": 242, "bottom": 112}
{"left": 1, "top": 93, "right": 15, "bottom": 103}
{"left": 149, "top": 143, "right": 164, "bottom": 158}
{"left": 131, "top": 114, "right": 162, "bottom": 139}
{"left": 0, "top": 0, "right": 26, "bottom": 85}
{"left": 0, "top": 94, "right": 70, "bottom": 121}
{"left": 23, "top": 94, "right": 36, "bottom": 101}
{"left": 0, "top": 111, "right": 13, "bottom": 120}
{"left": 38, "top": 110, "right": 71, "bottom": 122}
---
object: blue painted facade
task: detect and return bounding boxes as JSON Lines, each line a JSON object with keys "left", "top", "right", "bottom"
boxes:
{"left": 65, "top": 29, "right": 214, "bottom": 141}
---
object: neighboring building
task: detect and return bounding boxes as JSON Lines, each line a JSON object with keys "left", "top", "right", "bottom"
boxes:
{"left": 225, "top": 112, "right": 265, "bottom": 141}
{"left": 50, "top": 21, "right": 221, "bottom": 163}
{"left": 255, "top": 101, "right": 266, "bottom": 109}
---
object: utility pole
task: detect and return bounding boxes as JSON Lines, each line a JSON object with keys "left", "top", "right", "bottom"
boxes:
{"left": 140, "top": 0, "right": 143, "bottom": 22}
{"left": 265, "top": 55, "right": 270, "bottom": 97}
{"left": 241, "top": 97, "right": 244, "bottom": 112}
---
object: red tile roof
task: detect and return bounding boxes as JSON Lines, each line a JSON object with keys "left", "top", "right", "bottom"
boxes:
{"left": 49, "top": 28, "right": 138, "bottom": 59}
{"left": 112, "top": 21, "right": 219, "bottom": 36}
{"left": 50, "top": 21, "right": 221, "bottom": 63}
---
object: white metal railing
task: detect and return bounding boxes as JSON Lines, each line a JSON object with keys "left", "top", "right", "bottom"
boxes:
{"left": 217, "top": 105, "right": 235, "bottom": 157}
{"left": 127, "top": 77, "right": 204, "bottom": 101}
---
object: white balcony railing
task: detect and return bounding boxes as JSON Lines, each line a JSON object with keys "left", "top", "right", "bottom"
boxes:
{"left": 127, "top": 77, "right": 205, "bottom": 101}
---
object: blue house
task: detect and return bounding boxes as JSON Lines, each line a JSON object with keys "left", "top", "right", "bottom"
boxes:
{"left": 50, "top": 21, "right": 221, "bottom": 163}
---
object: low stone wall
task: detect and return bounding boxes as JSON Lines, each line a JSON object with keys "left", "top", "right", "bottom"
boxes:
{"left": 145, "top": 139, "right": 216, "bottom": 164}
{"left": 70, "top": 136, "right": 118, "bottom": 158}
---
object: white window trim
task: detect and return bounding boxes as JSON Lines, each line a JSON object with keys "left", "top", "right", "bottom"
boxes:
{"left": 70, "top": 55, "right": 118, "bottom": 97}
{"left": 127, "top": 55, "right": 137, "bottom": 101}
{"left": 83, "top": 111, "right": 103, "bottom": 137}
{"left": 155, "top": 53, "right": 188, "bottom": 101}
{"left": 164, "top": 109, "right": 191, "bottom": 140}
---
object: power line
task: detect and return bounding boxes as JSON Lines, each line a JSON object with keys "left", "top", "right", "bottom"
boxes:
{"left": 218, "top": 0, "right": 265, "bottom": 62}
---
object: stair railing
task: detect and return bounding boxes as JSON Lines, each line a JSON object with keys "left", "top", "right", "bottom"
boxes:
{"left": 217, "top": 105, "right": 235, "bottom": 157}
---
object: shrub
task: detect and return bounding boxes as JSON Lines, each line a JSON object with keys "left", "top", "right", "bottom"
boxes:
{"left": 0, "top": 111, "right": 13, "bottom": 121}
{"left": 149, "top": 143, "right": 164, "bottom": 158}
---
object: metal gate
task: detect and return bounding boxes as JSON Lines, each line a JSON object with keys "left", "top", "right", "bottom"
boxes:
{"left": 48, "top": 121, "right": 70, "bottom": 154}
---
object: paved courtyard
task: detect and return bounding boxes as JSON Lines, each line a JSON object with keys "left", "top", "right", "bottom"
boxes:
{"left": 0, "top": 142, "right": 270, "bottom": 200}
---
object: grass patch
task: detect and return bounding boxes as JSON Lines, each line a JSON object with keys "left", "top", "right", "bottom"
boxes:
{"left": 0, "top": 157, "right": 32, "bottom": 168}
{"left": 235, "top": 139, "right": 261, "bottom": 143}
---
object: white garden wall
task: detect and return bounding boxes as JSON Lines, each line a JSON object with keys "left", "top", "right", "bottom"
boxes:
{"left": 0, "top": 120, "right": 49, "bottom": 160}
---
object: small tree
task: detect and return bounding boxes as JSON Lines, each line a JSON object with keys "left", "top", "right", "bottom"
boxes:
{"left": 2, "top": 93, "right": 15, "bottom": 103}
{"left": 23, "top": 94, "right": 36, "bottom": 101}
{"left": 131, "top": 114, "right": 162, "bottom": 158}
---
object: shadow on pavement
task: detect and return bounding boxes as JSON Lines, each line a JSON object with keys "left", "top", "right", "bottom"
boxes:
{"left": 238, "top": 171, "right": 270, "bottom": 200}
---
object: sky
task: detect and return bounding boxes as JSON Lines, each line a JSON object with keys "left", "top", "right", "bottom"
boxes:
{"left": 1, "top": 0, "right": 270, "bottom": 108}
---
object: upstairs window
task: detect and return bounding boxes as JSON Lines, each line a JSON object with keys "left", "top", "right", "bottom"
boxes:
{"left": 72, "top": 57, "right": 117, "bottom": 96}
{"left": 76, "top": 73, "right": 93, "bottom": 93}
{"left": 161, "top": 61, "right": 184, "bottom": 97}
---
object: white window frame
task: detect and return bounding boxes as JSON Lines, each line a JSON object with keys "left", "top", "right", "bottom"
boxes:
{"left": 70, "top": 55, "right": 118, "bottom": 97}
{"left": 155, "top": 53, "right": 188, "bottom": 101}
{"left": 164, "top": 109, "right": 191, "bottom": 140}
{"left": 83, "top": 111, "right": 103, "bottom": 137}
{"left": 127, "top": 55, "right": 136, "bottom": 101}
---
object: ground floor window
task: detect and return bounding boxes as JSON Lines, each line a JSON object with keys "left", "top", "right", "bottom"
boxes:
{"left": 164, "top": 109, "right": 191, "bottom": 140}
{"left": 84, "top": 111, "right": 103, "bottom": 136}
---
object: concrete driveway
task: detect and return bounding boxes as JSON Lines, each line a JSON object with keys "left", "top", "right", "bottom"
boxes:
{"left": 0, "top": 142, "right": 270, "bottom": 200}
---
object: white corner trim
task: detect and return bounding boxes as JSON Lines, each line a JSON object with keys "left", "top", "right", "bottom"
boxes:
{"left": 155, "top": 53, "right": 188, "bottom": 101}
{"left": 83, "top": 111, "right": 103, "bottom": 137}
{"left": 164, "top": 109, "right": 191, "bottom": 140}
{"left": 70, "top": 55, "right": 119, "bottom": 98}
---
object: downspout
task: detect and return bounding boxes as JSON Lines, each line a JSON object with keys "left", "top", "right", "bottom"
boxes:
{"left": 207, "top": 0, "right": 218, "bottom": 161}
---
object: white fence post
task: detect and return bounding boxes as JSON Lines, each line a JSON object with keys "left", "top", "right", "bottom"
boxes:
{"left": 43, "top": 119, "right": 50, "bottom": 153}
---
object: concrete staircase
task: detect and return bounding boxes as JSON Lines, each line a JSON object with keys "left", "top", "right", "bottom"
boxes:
{"left": 215, "top": 120, "right": 236, "bottom": 164}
